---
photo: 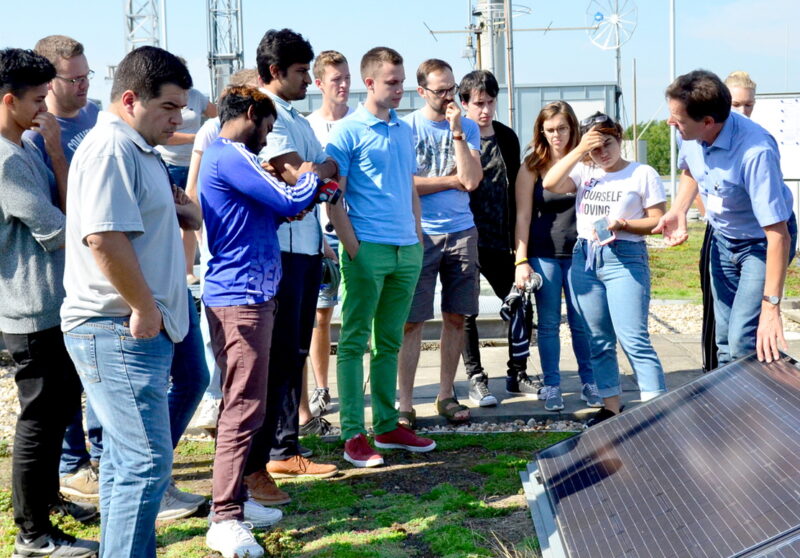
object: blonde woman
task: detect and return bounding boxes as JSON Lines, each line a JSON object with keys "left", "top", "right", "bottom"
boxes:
{"left": 725, "top": 71, "right": 756, "bottom": 117}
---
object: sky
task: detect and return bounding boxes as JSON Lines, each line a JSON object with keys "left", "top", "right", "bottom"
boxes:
{"left": 2, "top": 0, "right": 799, "bottom": 131}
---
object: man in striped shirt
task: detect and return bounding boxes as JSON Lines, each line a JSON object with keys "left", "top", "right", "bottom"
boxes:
{"left": 199, "top": 85, "right": 319, "bottom": 558}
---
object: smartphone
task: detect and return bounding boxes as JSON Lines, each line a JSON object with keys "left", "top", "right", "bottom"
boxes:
{"left": 593, "top": 217, "right": 616, "bottom": 245}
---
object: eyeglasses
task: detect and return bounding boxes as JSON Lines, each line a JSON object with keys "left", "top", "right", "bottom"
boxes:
{"left": 580, "top": 113, "right": 614, "bottom": 128}
{"left": 54, "top": 70, "right": 94, "bottom": 85}
{"left": 423, "top": 84, "right": 458, "bottom": 97}
{"left": 542, "top": 126, "right": 570, "bottom": 136}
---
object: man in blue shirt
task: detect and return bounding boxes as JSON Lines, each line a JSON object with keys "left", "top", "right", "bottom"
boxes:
{"left": 657, "top": 69, "right": 795, "bottom": 365}
{"left": 326, "top": 47, "right": 436, "bottom": 468}
{"left": 23, "top": 33, "right": 102, "bottom": 502}
{"left": 398, "top": 59, "right": 483, "bottom": 425}
{"left": 201, "top": 86, "right": 319, "bottom": 558}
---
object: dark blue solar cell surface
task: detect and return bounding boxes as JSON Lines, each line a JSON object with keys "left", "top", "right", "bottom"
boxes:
{"left": 536, "top": 354, "right": 800, "bottom": 558}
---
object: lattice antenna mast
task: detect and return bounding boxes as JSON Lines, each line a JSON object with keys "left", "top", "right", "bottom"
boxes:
{"left": 125, "top": 0, "right": 161, "bottom": 52}
{"left": 207, "top": 0, "right": 244, "bottom": 101}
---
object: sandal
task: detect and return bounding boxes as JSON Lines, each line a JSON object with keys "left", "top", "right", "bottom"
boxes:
{"left": 435, "top": 396, "right": 471, "bottom": 424}
{"left": 398, "top": 408, "right": 417, "bottom": 429}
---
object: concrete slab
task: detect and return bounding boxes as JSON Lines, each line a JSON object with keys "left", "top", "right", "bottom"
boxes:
{"left": 315, "top": 334, "right": 800, "bottom": 429}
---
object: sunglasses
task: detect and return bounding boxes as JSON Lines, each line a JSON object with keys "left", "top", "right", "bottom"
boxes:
{"left": 580, "top": 114, "right": 614, "bottom": 128}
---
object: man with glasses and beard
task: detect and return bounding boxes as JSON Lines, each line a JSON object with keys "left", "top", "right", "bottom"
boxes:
{"left": 398, "top": 58, "right": 483, "bottom": 427}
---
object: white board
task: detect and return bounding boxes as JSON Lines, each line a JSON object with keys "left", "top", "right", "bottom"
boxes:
{"left": 751, "top": 94, "right": 800, "bottom": 180}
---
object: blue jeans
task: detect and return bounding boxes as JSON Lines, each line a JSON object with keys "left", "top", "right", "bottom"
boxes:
{"left": 710, "top": 217, "right": 797, "bottom": 365}
{"left": 59, "top": 402, "right": 102, "bottom": 475}
{"left": 168, "top": 289, "right": 210, "bottom": 447}
{"left": 530, "top": 257, "right": 594, "bottom": 387}
{"left": 570, "top": 239, "right": 666, "bottom": 400}
{"left": 199, "top": 228, "right": 222, "bottom": 400}
{"left": 64, "top": 318, "right": 174, "bottom": 558}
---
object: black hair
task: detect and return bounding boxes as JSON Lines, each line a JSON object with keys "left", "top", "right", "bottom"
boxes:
{"left": 458, "top": 70, "right": 499, "bottom": 104}
{"left": 110, "top": 46, "right": 192, "bottom": 103}
{"left": 0, "top": 48, "right": 55, "bottom": 97}
{"left": 256, "top": 28, "right": 314, "bottom": 84}
{"left": 219, "top": 86, "right": 277, "bottom": 125}
{"left": 665, "top": 69, "right": 731, "bottom": 124}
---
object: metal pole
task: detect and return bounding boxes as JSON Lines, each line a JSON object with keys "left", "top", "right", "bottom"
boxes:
{"left": 160, "top": 0, "right": 167, "bottom": 50}
{"left": 669, "top": 0, "right": 676, "bottom": 200}
{"left": 633, "top": 58, "right": 638, "bottom": 161}
{"left": 487, "top": 8, "right": 495, "bottom": 74}
{"left": 504, "top": 0, "right": 515, "bottom": 130}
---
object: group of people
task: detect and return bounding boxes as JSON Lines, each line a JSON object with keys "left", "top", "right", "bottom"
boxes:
{"left": 0, "top": 23, "right": 794, "bottom": 558}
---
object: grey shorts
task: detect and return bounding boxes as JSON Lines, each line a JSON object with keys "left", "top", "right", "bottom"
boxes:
{"left": 407, "top": 227, "right": 480, "bottom": 323}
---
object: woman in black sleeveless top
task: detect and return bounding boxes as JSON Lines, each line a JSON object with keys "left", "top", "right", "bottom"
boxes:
{"left": 514, "top": 101, "right": 599, "bottom": 411}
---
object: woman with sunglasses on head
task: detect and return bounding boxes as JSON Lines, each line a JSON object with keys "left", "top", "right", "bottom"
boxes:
{"left": 543, "top": 112, "right": 667, "bottom": 425}
{"left": 514, "top": 101, "right": 600, "bottom": 412}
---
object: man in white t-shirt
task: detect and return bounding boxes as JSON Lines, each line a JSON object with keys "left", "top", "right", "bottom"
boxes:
{"left": 301, "top": 50, "right": 353, "bottom": 431}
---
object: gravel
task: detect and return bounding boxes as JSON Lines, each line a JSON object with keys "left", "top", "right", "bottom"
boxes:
{"left": 1, "top": 302, "right": 796, "bottom": 443}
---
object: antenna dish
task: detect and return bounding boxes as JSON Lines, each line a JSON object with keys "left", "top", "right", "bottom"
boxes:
{"left": 586, "top": 0, "right": 637, "bottom": 51}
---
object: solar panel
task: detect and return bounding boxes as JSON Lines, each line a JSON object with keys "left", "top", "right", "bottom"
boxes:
{"left": 524, "top": 354, "right": 800, "bottom": 558}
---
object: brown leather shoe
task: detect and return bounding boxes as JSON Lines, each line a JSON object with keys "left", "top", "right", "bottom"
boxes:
{"left": 266, "top": 455, "right": 339, "bottom": 479}
{"left": 244, "top": 470, "right": 291, "bottom": 505}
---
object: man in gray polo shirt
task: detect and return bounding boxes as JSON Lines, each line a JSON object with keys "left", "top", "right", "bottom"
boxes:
{"left": 61, "top": 46, "right": 192, "bottom": 558}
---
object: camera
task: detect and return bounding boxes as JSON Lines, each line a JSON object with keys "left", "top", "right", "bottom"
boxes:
{"left": 310, "top": 178, "right": 341, "bottom": 208}
{"left": 524, "top": 272, "right": 543, "bottom": 293}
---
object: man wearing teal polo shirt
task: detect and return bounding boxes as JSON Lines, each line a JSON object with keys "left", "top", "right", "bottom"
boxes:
{"left": 326, "top": 47, "right": 436, "bottom": 468}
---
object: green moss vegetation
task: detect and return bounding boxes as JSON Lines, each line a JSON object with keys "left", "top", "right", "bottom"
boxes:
{"left": 0, "top": 431, "right": 577, "bottom": 557}
{"left": 648, "top": 222, "right": 800, "bottom": 299}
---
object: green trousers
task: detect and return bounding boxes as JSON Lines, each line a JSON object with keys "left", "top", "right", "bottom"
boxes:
{"left": 337, "top": 241, "right": 422, "bottom": 439}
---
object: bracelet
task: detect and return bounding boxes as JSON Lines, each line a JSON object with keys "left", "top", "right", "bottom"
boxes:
{"left": 514, "top": 257, "right": 529, "bottom": 266}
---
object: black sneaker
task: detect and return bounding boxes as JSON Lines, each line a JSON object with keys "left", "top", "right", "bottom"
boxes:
{"left": 300, "top": 416, "right": 332, "bottom": 437}
{"left": 13, "top": 529, "right": 99, "bottom": 558}
{"left": 586, "top": 406, "right": 624, "bottom": 427}
{"left": 468, "top": 374, "right": 498, "bottom": 407}
{"left": 505, "top": 372, "right": 542, "bottom": 398}
{"left": 50, "top": 496, "right": 98, "bottom": 524}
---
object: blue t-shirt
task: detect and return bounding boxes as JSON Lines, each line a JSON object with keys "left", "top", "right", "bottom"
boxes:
{"left": 678, "top": 111, "right": 794, "bottom": 240}
{"left": 402, "top": 110, "right": 480, "bottom": 235}
{"left": 325, "top": 105, "right": 418, "bottom": 246}
{"left": 23, "top": 102, "right": 99, "bottom": 169}
{"left": 199, "top": 137, "right": 319, "bottom": 307}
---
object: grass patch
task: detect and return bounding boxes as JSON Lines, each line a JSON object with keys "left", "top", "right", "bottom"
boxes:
{"left": 423, "top": 524, "right": 491, "bottom": 557}
{"left": 0, "top": 432, "right": 574, "bottom": 556}
{"left": 471, "top": 454, "right": 531, "bottom": 496}
{"left": 648, "top": 222, "right": 800, "bottom": 299}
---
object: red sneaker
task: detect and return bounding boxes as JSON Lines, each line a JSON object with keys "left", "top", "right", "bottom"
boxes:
{"left": 343, "top": 433, "right": 384, "bottom": 468}
{"left": 375, "top": 424, "right": 436, "bottom": 453}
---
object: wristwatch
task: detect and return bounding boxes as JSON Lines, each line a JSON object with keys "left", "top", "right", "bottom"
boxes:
{"left": 763, "top": 295, "right": 782, "bottom": 306}
{"left": 452, "top": 132, "right": 464, "bottom": 141}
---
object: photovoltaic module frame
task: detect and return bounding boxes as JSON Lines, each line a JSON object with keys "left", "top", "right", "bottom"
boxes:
{"left": 522, "top": 353, "right": 800, "bottom": 558}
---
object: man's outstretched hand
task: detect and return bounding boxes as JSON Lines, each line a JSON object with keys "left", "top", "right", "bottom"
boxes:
{"left": 652, "top": 209, "right": 689, "bottom": 246}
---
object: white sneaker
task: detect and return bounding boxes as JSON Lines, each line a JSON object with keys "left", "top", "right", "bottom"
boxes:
{"left": 157, "top": 483, "right": 200, "bottom": 521}
{"left": 168, "top": 478, "right": 206, "bottom": 507}
{"left": 206, "top": 519, "right": 264, "bottom": 558}
{"left": 244, "top": 498, "right": 283, "bottom": 528}
{"left": 189, "top": 398, "right": 220, "bottom": 430}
